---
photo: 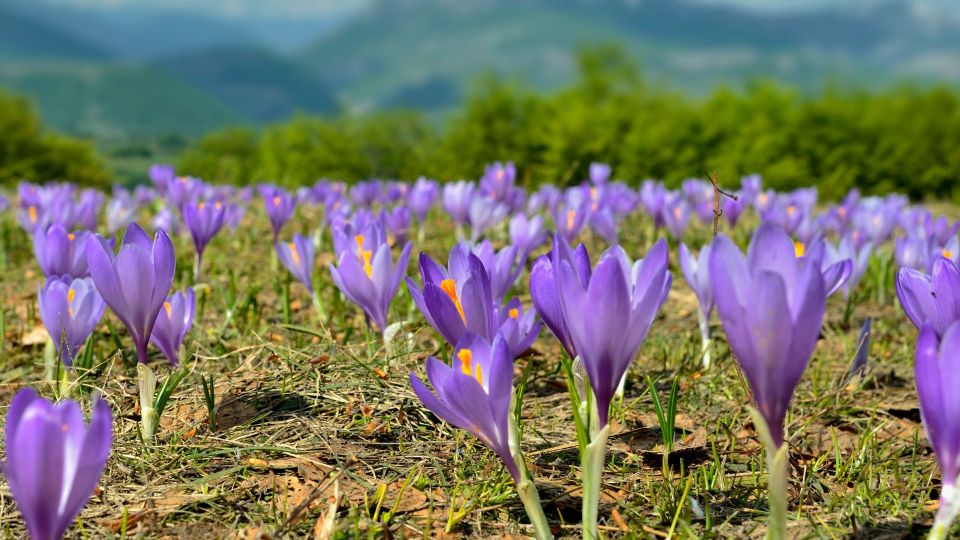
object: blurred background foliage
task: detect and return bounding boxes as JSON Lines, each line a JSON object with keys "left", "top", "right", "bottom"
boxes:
{"left": 3, "top": 46, "right": 960, "bottom": 201}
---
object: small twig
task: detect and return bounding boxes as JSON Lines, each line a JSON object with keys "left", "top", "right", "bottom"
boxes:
{"left": 706, "top": 170, "right": 738, "bottom": 237}
{"left": 274, "top": 455, "right": 357, "bottom": 538}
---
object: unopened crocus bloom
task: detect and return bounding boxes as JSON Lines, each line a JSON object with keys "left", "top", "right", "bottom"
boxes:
{"left": 589, "top": 209, "right": 619, "bottom": 245}
{"left": 559, "top": 239, "right": 672, "bottom": 428}
{"left": 407, "top": 177, "right": 439, "bottom": 223}
{"left": 589, "top": 162, "right": 611, "bottom": 186}
{"left": 381, "top": 205, "right": 412, "bottom": 246}
{"left": 442, "top": 181, "right": 475, "bottom": 230}
{"left": 468, "top": 196, "right": 509, "bottom": 242}
{"left": 3, "top": 388, "right": 112, "bottom": 540}
{"left": 679, "top": 243, "right": 714, "bottom": 368}
{"left": 529, "top": 235, "right": 591, "bottom": 359}
{"left": 149, "top": 288, "right": 195, "bottom": 366}
{"left": 329, "top": 229, "right": 412, "bottom": 334}
{"left": 406, "top": 249, "right": 497, "bottom": 346}
{"left": 33, "top": 224, "right": 90, "bottom": 279}
{"left": 639, "top": 180, "right": 666, "bottom": 228}
{"left": 38, "top": 277, "right": 106, "bottom": 365}
{"left": 710, "top": 223, "right": 828, "bottom": 447}
{"left": 721, "top": 192, "right": 748, "bottom": 227}
{"left": 740, "top": 174, "right": 762, "bottom": 204}
{"left": 709, "top": 223, "right": 830, "bottom": 538}
{"left": 183, "top": 200, "right": 226, "bottom": 277}
{"left": 895, "top": 234, "right": 931, "bottom": 271}
{"left": 915, "top": 322, "right": 960, "bottom": 539}
{"left": 509, "top": 214, "right": 548, "bottom": 259}
{"left": 258, "top": 185, "right": 296, "bottom": 240}
{"left": 276, "top": 234, "right": 316, "bottom": 294}
{"left": 896, "top": 257, "right": 960, "bottom": 339}
{"left": 86, "top": 223, "right": 175, "bottom": 363}
{"left": 470, "top": 241, "right": 523, "bottom": 305}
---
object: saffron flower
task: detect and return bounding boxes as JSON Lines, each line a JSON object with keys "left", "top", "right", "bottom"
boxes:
{"left": 529, "top": 235, "right": 591, "bottom": 359}
{"left": 559, "top": 239, "right": 672, "bottom": 427}
{"left": 149, "top": 288, "right": 195, "bottom": 367}
{"left": 661, "top": 193, "right": 690, "bottom": 240}
{"left": 468, "top": 196, "right": 509, "bottom": 242}
{"left": 329, "top": 225, "right": 412, "bottom": 334}
{"left": 470, "top": 241, "right": 523, "bottom": 305}
{"left": 406, "top": 248, "right": 497, "bottom": 347}
{"left": 497, "top": 298, "right": 541, "bottom": 359}
{"left": 407, "top": 177, "right": 439, "bottom": 223}
{"left": 183, "top": 199, "right": 226, "bottom": 278}
{"left": 33, "top": 224, "right": 91, "bottom": 279}
{"left": 915, "top": 322, "right": 960, "bottom": 540}
{"left": 442, "top": 181, "right": 475, "bottom": 229}
{"left": 276, "top": 234, "right": 315, "bottom": 294}
{"left": 509, "top": 214, "right": 548, "bottom": 259}
{"left": 259, "top": 185, "right": 296, "bottom": 240}
{"left": 38, "top": 277, "right": 106, "bottom": 365}
{"left": 86, "top": 223, "right": 175, "bottom": 364}
{"left": 3, "top": 388, "right": 112, "bottom": 540}
{"left": 896, "top": 257, "right": 960, "bottom": 338}
{"left": 709, "top": 223, "right": 831, "bottom": 538}
{"left": 410, "top": 332, "right": 552, "bottom": 539}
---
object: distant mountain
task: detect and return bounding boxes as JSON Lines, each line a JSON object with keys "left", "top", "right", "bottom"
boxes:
{"left": 0, "top": 62, "right": 245, "bottom": 139}
{"left": 0, "top": 3, "right": 108, "bottom": 60}
{"left": 299, "top": 0, "right": 960, "bottom": 111}
{"left": 152, "top": 47, "right": 339, "bottom": 122}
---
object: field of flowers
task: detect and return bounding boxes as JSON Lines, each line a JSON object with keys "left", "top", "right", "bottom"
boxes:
{"left": 0, "top": 163, "right": 957, "bottom": 539}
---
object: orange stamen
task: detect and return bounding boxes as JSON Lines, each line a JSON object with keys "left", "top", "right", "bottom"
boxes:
{"left": 440, "top": 278, "right": 466, "bottom": 322}
{"left": 508, "top": 308, "right": 519, "bottom": 318}
{"left": 794, "top": 241, "right": 806, "bottom": 258}
{"left": 164, "top": 301, "right": 172, "bottom": 318}
{"left": 28, "top": 206, "right": 37, "bottom": 224}
{"left": 566, "top": 210, "right": 576, "bottom": 231}
{"left": 288, "top": 242, "right": 300, "bottom": 265}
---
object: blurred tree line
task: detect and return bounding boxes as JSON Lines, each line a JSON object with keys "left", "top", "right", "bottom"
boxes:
{"left": 3, "top": 47, "right": 960, "bottom": 201}
{"left": 0, "top": 90, "right": 110, "bottom": 188}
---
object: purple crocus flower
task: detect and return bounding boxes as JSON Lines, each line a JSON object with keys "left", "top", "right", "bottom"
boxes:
{"left": 740, "top": 174, "right": 762, "bottom": 204}
{"left": 589, "top": 208, "right": 619, "bottom": 245}
{"left": 469, "top": 241, "right": 523, "bottom": 305}
{"left": 407, "top": 177, "right": 439, "bottom": 222}
{"left": 709, "top": 223, "right": 828, "bottom": 447}
{"left": 589, "top": 162, "right": 611, "bottom": 186}
{"left": 106, "top": 190, "right": 138, "bottom": 234}
{"left": 183, "top": 200, "right": 226, "bottom": 276}
{"left": 480, "top": 162, "right": 517, "bottom": 203}
{"left": 800, "top": 237, "right": 853, "bottom": 297}
{"left": 3, "top": 388, "right": 112, "bottom": 540}
{"left": 527, "top": 184, "right": 562, "bottom": 214}
{"left": 381, "top": 205, "right": 412, "bottom": 246}
{"left": 558, "top": 239, "right": 672, "bottom": 427}
{"left": 149, "top": 288, "right": 195, "bottom": 366}
{"left": 895, "top": 234, "right": 931, "bottom": 270}
{"left": 553, "top": 196, "right": 590, "bottom": 244}
{"left": 276, "top": 234, "right": 315, "bottom": 294}
{"left": 410, "top": 332, "right": 519, "bottom": 480}
{"left": 86, "top": 223, "right": 175, "bottom": 363}
{"left": 328, "top": 230, "right": 412, "bottom": 333}
{"left": 639, "top": 180, "right": 666, "bottom": 228}
{"left": 915, "top": 321, "right": 960, "bottom": 535}
{"left": 33, "top": 224, "right": 90, "bottom": 279}
{"left": 258, "top": 185, "right": 296, "bottom": 241}
{"left": 442, "top": 181, "right": 475, "bottom": 228}
{"left": 151, "top": 206, "right": 181, "bottom": 235}
{"left": 509, "top": 214, "right": 548, "bottom": 259}
{"left": 930, "top": 215, "right": 960, "bottom": 246}
{"left": 468, "top": 196, "right": 509, "bottom": 242}
{"left": 38, "top": 277, "right": 106, "bottom": 365}
{"left": 406, "top": 248, "right": 497, "bottom": 346}
{"left": 679, "top": 243, "right": 714, "bottom": 365}
{"left": 166, "top": 176, "right": 204, "bottom": 212}
{"left": 721, "top": 192, "right": 748, "bottom": 227}
{"left": 529, "top": 235, "right": 591, "bottom": 359}
{"left": 940, "top": 236, "right": 960, "bottom": 268}
{"left": 825, "top": 236, "right": 873, "bottom": 298}
{"left": 853, "top": 197, "right": 898, "bottom": 245}
{"left": 661, "top": 194, "right": 690, "bottom": 240}
{"left": 896, "top": 257, "right": 960, "bottom": 339}
{"left": 497, "top": 298, "right": 541, "bottom": 359}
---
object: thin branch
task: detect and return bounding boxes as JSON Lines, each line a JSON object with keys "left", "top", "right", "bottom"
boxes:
{"left": 707, "top": 170, "right": 738, "bottom": 238}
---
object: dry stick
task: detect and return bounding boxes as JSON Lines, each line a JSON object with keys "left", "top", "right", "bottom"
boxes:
{"left": 707, "top": 170, "right": 738, "bottom": 238}
{"left": 274, "top": 455, "right": 357, "bottom": 538}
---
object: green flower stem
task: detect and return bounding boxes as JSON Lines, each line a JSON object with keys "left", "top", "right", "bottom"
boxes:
{"left": 312, "top": 291, "right": 327, "bottom": 323}
{"left": 509, "top": 397, "right": 553, "bottom": 540}
{"left": 582, "top": 400, "right": 610, "bottom": 540}
{"left": 749, "top": 407, "right": 789, "bottom": 540}
{"left": 929, "top": 484, "right": 960, "bottom": 540}
{"left": 137, "top": 363, "right": 158, "bottom": 442}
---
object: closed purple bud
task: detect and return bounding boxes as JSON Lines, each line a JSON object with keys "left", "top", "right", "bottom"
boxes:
{"left": 149, "top": 288, "right": 195, "bottom": 366}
